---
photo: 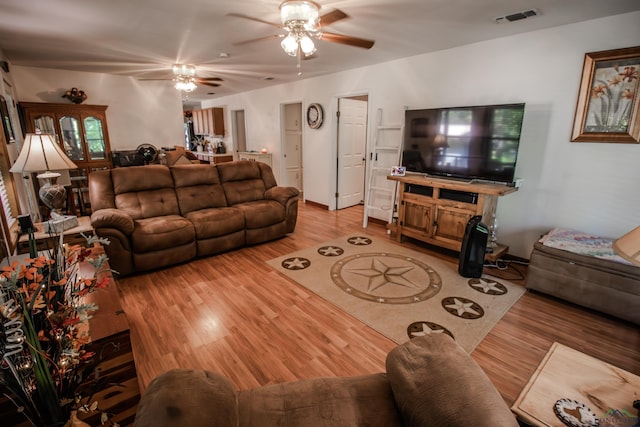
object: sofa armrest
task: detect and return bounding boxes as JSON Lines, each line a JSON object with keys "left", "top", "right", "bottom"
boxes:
{"left": 134, "top": 369, "right": 239, "bottom": 427}
{"left": 91, "top": 208, "right": 135, "bottom": 235}
{"left": 265, "top": 186, "right": 300, "bottom": 206}
{"left": 386, "top": 334, "right": 518, "bottom": 427}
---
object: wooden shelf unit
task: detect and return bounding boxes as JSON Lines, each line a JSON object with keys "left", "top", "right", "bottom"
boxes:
{"left": 388, "top": 174, "right": 517, "bottom": 252}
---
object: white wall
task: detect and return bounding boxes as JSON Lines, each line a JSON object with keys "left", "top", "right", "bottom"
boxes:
{"left": 203, "top": 11, "right": 640, "bottom": 258}
{"left": 11, "top": 66, "right": 185, "bottom": 151}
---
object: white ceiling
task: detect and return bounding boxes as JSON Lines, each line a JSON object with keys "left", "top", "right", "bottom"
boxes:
{"left": 1, "top": 0, "right": 639, "bottom": 105}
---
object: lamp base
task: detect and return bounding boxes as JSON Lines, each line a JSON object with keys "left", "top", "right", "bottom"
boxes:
{"left": 37, "top": 172, "right": 67, "bottom": 216}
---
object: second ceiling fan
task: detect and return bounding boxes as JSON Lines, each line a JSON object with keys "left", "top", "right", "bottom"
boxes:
{"left": 230, "top": 0, "right": 375, "bottom": 60}
{"left": 141, "top": 64, "right": 224, "bottom": 93}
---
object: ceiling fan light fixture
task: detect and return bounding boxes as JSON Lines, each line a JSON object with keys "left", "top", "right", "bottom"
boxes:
{"left": 174, "top": 75, "right": 197, "bottom": 92}
{"left": 281, "top": 33, "right": 299, "bottom": 56}
{"left": 280, "top": 0, "right": 319, "bottom": 28}
{"left": 299, "top": 34, "right": 316, "bottom": 56}
{"left": 172, "top": 63, "right": 196, "bottom": 77}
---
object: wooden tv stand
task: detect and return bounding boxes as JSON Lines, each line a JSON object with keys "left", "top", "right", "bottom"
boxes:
{"left": 387, "top": 174, "right": 518, "bottom": 252}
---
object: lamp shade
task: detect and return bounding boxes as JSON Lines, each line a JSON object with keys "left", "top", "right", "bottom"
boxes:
{"left": 9, "top": 133, "right": 77, "bottom": 173}
{"left": 613, "top": 226, "right": 640, "bottom": 266}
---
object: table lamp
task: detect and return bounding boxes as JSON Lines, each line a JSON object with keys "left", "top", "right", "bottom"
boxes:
{"left": 10, "top": 133, "right": 78, "bottom": 216}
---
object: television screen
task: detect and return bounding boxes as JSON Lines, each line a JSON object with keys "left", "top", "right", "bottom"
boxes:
{"left": 402, "top": 103, "right": 525, "bottom": 183}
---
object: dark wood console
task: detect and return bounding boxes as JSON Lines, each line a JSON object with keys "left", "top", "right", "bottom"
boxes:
{"left": 387, "top": 174, "right": 518, "bottom": 251}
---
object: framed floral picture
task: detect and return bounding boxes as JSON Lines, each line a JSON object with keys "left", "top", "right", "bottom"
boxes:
{"left": 571, "top": 46, "right": 640, "bottom": 143}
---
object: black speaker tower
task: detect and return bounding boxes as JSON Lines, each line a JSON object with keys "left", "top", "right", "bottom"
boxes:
{"left": 458, "top": 215, "right": 489, "bottom": 278}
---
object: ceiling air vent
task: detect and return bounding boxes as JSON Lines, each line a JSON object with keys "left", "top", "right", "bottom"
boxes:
{"left": 494, "top": 9, "right": 540, "bottom": 24}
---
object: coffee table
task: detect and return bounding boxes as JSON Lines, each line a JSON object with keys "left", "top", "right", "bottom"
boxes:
{"left": 511, "top": 342, "right": 640, "bottom": 426}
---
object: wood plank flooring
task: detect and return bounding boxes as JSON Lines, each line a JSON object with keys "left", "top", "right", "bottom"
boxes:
{"left": 118, "top": 202, "right": 640, "bottom": 409}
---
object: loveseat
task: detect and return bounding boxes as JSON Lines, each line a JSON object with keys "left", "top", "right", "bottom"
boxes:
{"left": 133, "top": 334, "right": 518, "bottom": 427}
{"left": 88, "top": 161, "right": 299, "bottom": 276}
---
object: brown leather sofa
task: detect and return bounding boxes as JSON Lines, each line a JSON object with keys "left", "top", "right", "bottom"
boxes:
{"left": 133, "top": 334, "right": 518, "bottom": 427}
{"left": 88, "top": 161, "right": 299, "bottom": 276}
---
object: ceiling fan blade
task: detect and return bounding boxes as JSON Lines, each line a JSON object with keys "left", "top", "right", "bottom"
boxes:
{"left": 233, "top": 34, "right": 283, "bottom": 46}
{"left": 197, "top": 77, "right": 224, "bottom": 82}
{"left": 320, "top": 32, "right": 375, "bottom": 49}
{"left": 319, "top": 9, "right": 348, "bottom": 27}
{"left": 200, "top": 82, "right": 221, "bottom": 87}
{"left": 227, "top": 13, "right": 282, "bottom": 28}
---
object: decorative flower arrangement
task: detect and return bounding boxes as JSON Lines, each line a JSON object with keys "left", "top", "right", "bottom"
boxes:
{"left": 588, "top": 64, "right": 639, "bottom": 132}
{"left": 0, "top": 233, "right": 114, "bottom": 426}
{"left": 61, "top": 88, "right": 87, "bottom": 104}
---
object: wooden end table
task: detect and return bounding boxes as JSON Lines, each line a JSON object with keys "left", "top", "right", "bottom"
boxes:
{"left": 511, "top": 342, "right": 640, "bottom": 426}
{"left": 17, "top": 216, "right": 94, "bottom": 254}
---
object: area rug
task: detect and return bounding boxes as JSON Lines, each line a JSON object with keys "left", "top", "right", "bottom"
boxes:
{"left": 267, "top": 234, "right": 525, "bottom": 353}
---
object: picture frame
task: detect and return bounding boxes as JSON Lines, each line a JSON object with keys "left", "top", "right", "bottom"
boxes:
{"left": 571, "top": 46, "right": 640, "bottom": 143}
{"left": 391, "top": 166, "right": 406, "bottom": 176}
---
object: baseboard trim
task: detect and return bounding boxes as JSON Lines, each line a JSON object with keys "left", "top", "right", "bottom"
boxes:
{"left": 304, "top": 200, "right": 329, "bottom": 210}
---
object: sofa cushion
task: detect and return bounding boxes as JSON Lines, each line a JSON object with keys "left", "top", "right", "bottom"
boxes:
{"left": 134, "top": 369, "right": 238, "bottom": 427}
{"left": 217, "top": 161, "right": 269, "bottom": 205}
{"left": 185, "top": 207, "right": 245, "bottom": 239}
{"left": 237, "top": 374, "right": 403, "bottom": 427}
{"left": 112, "top": 165, "right": 180, "bottom": 219}
{"left": 115, "top": 188, "right": 181, "bottom": 219}
{"left": 234, "top": 200, "right": 286, "bottom": 229}
{"left": 131, "top": 215, "right": 195, "bottom": 253}
{"left": 386, "top": 334, "right": 517, "bottom": 427}
{"left": 171, "top": 164, "right": 229, "bottom": 214}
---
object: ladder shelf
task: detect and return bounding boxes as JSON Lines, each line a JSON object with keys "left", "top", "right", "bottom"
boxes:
{"left": 363, "top": 108, "right": 404, "bottom": 228}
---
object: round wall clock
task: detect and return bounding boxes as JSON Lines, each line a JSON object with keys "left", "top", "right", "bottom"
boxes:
{"left": 307, "top": 103, "right": 324, "bottom": 129}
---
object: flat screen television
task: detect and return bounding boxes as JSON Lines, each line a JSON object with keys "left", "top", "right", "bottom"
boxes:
{"left": 402, "top": 103, "right": 525, "bottom": 183}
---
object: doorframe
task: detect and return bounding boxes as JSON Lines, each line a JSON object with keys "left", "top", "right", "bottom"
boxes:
{"left": 332, "top": 92, "right": 370, "bottom": 210}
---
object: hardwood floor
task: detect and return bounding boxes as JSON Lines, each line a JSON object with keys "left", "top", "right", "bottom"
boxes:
{"left": 118, "top": 202, "right": 640, "bottom": 409}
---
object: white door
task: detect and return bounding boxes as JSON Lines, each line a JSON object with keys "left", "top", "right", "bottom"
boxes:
{"left": 282, "top": 103, "right": 303, "bottom": 190}
{"left": 233, "top": 110, "right": 247, "bottom": 155}
{"left": 337, "top": 97, "right": 367, "bottom": 209}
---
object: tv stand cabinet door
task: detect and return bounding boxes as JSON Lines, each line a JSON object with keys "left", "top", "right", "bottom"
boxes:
{"left": 433, "top": 205, "right": 473, "bottom": 247}
{"left": 401, "top": 199, "right": 435, "bottom": 240}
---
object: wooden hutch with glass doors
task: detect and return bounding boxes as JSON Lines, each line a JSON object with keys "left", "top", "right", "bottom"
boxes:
{"left": 19, "top": 102, "right": 113, "bottom": 216}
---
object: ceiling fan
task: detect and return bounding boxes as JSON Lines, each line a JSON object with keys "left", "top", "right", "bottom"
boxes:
{"left": 230, "top": 1, "right": 375, "bottom": 72}
{"left": 140, "top": 64, "right": 224, "bottom": 92}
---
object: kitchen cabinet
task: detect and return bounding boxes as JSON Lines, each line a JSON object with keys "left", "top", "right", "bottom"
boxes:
{"left": 238, "top": 152, "right": 272, "bottom": 168}
{"left": 192, "top": 107, "right": 224, "bottom": 136}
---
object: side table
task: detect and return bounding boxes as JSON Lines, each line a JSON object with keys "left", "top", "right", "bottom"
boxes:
{"left": 512, "top": 342, "right": 640, "bottom": 426}
{"left": 17, "top": 216, "right": 93, "bottom": 254}
{"left": 485, "top": 243, "right": 508, "bottom": 263}
{"left": 76, "top": 246, "right": 140, "bottom": 426}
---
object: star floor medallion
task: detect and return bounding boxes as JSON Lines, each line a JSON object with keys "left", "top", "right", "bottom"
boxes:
{"left": 331, "top": 253, "right": 441, "bottom": 304}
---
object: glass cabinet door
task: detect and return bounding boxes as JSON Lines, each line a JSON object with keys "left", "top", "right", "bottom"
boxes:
{"left": 59, "top": 116, "right": 85, "bottom": 161}
{"left": 34, "top": 114, "right": 57, "bottom": 138}
{"left": 84, "top": 116, "right": 106, "bottom": 160}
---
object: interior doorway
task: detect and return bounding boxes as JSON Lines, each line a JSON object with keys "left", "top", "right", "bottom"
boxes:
{"left": 281, "top": 102, "right": 303, "bottom": 191}
{"left": 232, "top": 109, "right": 247, "bottom": 155}
{"left": 336, "top": 95, "right": 368, "bottom": 209}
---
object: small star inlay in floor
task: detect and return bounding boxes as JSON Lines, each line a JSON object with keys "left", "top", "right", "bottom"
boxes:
{"left": 281, "top": 257, "right": 311, "bottom": 270}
